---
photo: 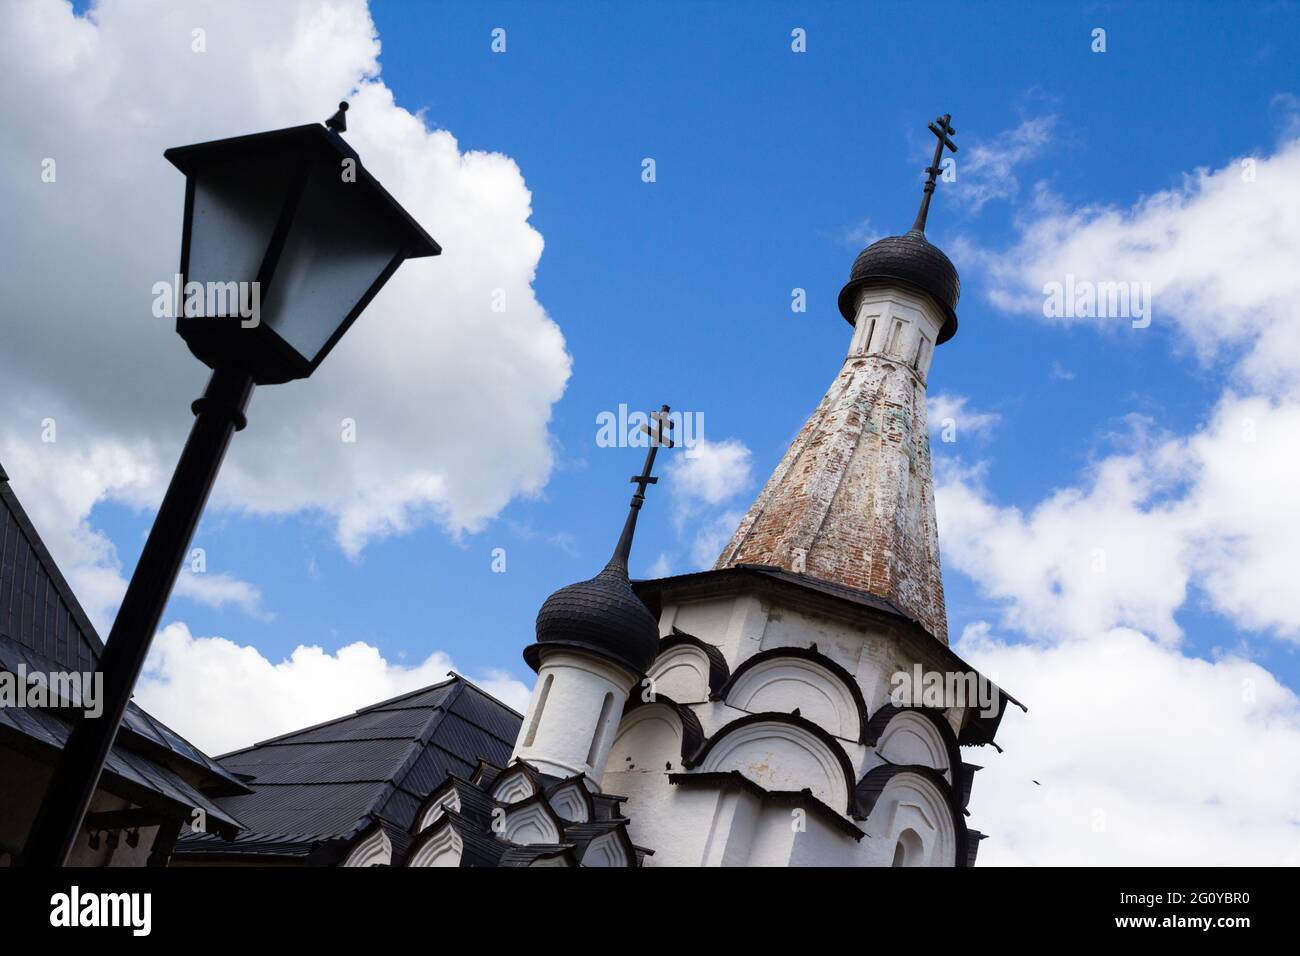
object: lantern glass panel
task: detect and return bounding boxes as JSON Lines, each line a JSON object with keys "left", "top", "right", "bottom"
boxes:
{"left": 185, "top": 153, "right": 297, "bottom": 311}
{"left": 257, "top": 159, "right": 404, "bottom": 365}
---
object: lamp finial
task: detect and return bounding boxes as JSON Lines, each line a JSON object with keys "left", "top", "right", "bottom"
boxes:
{"left": 326, "top": 101, "right": 349, "bottom": 133}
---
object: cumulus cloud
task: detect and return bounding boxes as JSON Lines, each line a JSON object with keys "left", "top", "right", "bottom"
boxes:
{"left": 927, "top": 392, "right": 1000, "bottom": 443}
{"left": 0, "top": 0, "right": 558, "bottom": 766}
{"left": 646, "top": 552, "right": 673, "bottom": 578}
{"left": 947, "top": 130, "right": 1300, "bottom": 645}
{"left": 957, "top": 623, "right": 1300, "bottom": 866}
{"left": 976, "top": 134, "right": 1300, "bottom": 393}
{"left": 937, "top": 450, "right": 1193, "bottom": 645}
{"left": 943, "top": 125, "right": 1300, "bottom": 863}
{"left": 662, "top": 438, "right": 753, "bottom": 571}
{"left": 0, "top": 0, "right": 570, "bottom": 599}
{"left": 689, "top": 509, "right": 745, "bottom": 569}
{"left": 950, "top": 116, "right": 1056, "bottom": 213}
{"left": 939, "top": 384, "right": 1300, "bottom": 650}
{"left": 172, "top": 570, "right": 269, "bottom": 620}
{"left": 136, "top": 621, "right": 531, "bottom": 755}
{"left": 668, "top": 438, "right": 753, "bottom": 508}
{"left": 0, "top": 431, "right": 163, "bottom": 631}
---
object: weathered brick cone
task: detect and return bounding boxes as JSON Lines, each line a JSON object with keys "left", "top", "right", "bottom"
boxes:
{"left": 715, "top": 341, "right": 947, "bottom": 642}
{"left": 715, "top": 220, "right": 960, "bottom": 645}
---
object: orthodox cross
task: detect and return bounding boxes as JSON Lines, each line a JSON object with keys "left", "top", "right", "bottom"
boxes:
{"left": 911, "top": 113, "right": 957, "bottom": 233}
{"left": 611, "top": 405, "right": 674, "bottom": 567}
{"left": 629, "top": 405, "right": 675, "bottom": 508}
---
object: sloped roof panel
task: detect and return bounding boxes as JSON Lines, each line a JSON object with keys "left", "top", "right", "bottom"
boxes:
{"left": 176, "top": 675, "right": 525, "bottom": 862}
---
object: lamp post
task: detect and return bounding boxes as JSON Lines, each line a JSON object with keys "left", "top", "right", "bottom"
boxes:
{"left": 19, "top": 103, "right": 440, "bottom": 866}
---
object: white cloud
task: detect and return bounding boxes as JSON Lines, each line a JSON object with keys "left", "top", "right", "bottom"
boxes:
{"left": 668, "top": 438, "right": 753, "bottom": 507}
{"left": 0, "top": 432, "right": 162, "bottom": 632}
{"left": 951, "top": 116, "right": 1056, "bottom": 213}
{"left": 939, "top": 373, "right": 1300, "bottom": 649}
{"left": 943, "top": 124, "right": 1300, "bottom": 864}
{"left": 136, "top": 621, "right": 531, "bottom": 755}
{"left": 664, "top": 438, "right": 753, "bottom": 571}
{"left": 646, "top": 552, "right": 673, "bottom": 578}
{"left": 173, "top": 571, "right": 269, "bottom": 620}
{"left": 689, "top": 509, "right": 744, "bottom": 570}
{"left": 0, "top": 0, "right": 549, "bottom": 778}
{"left": 1049, "top": 359, "right": 1075, "bottom": 381}
{"left": 842, "top": 218, "right": 882, "bottom": 248}
{"left": 957, "top": 623, "right": 1300, "bottom": 866}
{"left": 927, "top": 392, "right": 1000, "bottom": 442}
{"left": 937, "top": 451, "right": 1193, "bottom": 645}
{"left": 947, "top": 130, "right": 1300, "bottom": 645}
{"left": 976, "top": 134, "right": 1300, "bottom": 394}
{"left": 0, "top": 0, "right": 570, "bottom": 587}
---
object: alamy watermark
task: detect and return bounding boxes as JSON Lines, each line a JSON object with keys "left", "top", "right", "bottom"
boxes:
{"left": 596, "top": 404, "right": 703, "bottom": 449}
{"left": 50, "top": 886, "right": 151, "bottom": 936}
{"left": 0, "top": 665, "right": 103, "bottom": 718}
{"left": 151, "top": 274, "right": 261, "bottom": 328}
{"left": 1042, "top": 274, "right": 1151, "bottom": 329}
{"left": 890, "top": 664, "right": 1000, "bottom": 719}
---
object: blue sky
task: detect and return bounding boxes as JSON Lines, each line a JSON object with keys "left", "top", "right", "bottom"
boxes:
{"left": 11, "top": 0, "right": 1300, "bottom": 862}
{"left": 91, "top": 0, "right": 1293, "bottom": 689}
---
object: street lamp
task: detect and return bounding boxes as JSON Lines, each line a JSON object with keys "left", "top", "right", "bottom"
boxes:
{"left": 20, "top": 103, "right": 440, "bottom": 866}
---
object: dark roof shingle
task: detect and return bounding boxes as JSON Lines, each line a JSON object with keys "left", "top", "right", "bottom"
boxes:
{"left": 176, "top": 674, "right": 523, "bottom": 863}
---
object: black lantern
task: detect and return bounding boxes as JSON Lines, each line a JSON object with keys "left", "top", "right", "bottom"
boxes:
{"left": 20, "top": 103, "right": 439, "bottom": 866}
{"left": 165, "top": 104, "right": 440, "bottom": 384}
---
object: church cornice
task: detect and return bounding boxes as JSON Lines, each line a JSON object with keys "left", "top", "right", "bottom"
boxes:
{"left": 853, "top": 763, "right": 969, "bottom": 866}
{"left": 620, "top": 693, "right": 706, "bottom": 766}
{"left": 658, "top": 627, "right": 730, "bottom": 696}
{"left": 684, "top": 710, "right": 858, "bottom": 816}
{"left": 667, "top": 771, "right": 866, "bottom": 842}
{"left": 714, "top": 644, "right": 871, "bottom": 745}
{"left": 636, "top": 566, "right": 1026, "bottom": 750}
{"left": 862, "top": 703, "right": 962, "bottom": 784}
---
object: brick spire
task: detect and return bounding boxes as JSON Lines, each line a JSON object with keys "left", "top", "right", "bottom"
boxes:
{"left": 714, "top": 117, "right": 960, "bottom": 643}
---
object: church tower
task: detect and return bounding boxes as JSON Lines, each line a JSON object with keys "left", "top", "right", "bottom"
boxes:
{"left": 714, "top": 116, "right": 960, "bottom": 643}
{"left": 510, "top": 408, "right": 674, "bottom": 780}
{"left": 596, "top": 114, "right": 1022, "bottom": 866}
{"left": 392, "top": 117, "right": 1021, "bottom": 868}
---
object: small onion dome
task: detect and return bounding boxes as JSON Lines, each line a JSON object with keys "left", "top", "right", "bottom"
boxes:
{"left": 837, "top": 229, "right": 960, "bottom": 344}
{"left": 524, "top": 560, "right": 660, "bottom": 677}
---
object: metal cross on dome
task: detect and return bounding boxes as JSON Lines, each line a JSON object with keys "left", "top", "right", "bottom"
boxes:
{"left": 628, "top": 405, "right": 675, "bottom": 510}
{"left": 607, "top": 404, "right": 675, "bottom": 569}
{"left": 911, "top": 113, "right": 958, "bottom": 233}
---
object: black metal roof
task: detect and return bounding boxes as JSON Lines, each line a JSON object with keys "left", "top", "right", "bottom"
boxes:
{"left": 405, "top": 756, "right": 646, "bottom": 867}
{"left": 174, "top": 674, "right": 522, "bottom": 863}
{"left": 0, "top": 463, "right": 249, "bottom": 834}
{"left": 0, "top": 693, "right": 243, "bottom": 838}
{"left": 498, "top": 844, "right": 575, "bottom": 867}
{"left": 837, "top": 229, "right": 960, "bottom": 344}
{"left": 415, "top": 774, "right": 498, "bottom": 831}
{"left": 1, "top": 469, "right": 111, "bottom": 674}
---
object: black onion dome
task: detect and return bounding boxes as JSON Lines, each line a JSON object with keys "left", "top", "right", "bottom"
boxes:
{"left": 524, "top": 561, "right": 660, "bottom": 677}
{"left": 837, "top": 229, "right": 960, "bottom": 344}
